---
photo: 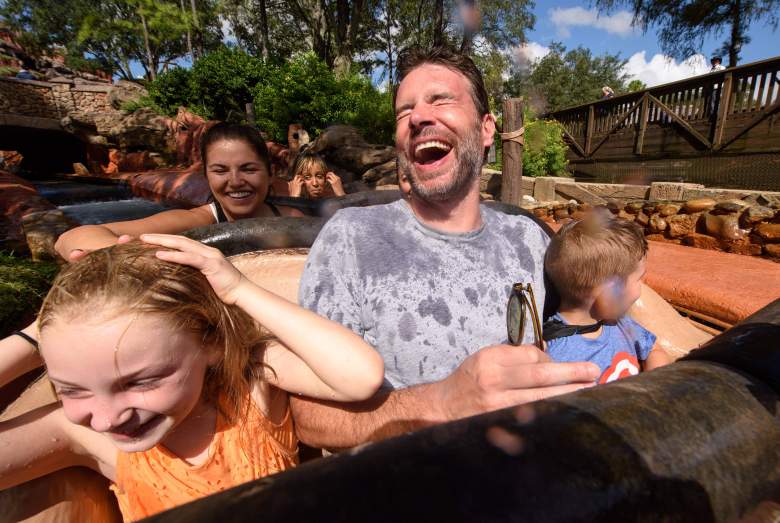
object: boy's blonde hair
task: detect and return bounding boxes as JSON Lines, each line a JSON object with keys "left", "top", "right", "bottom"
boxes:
{"left": 545, "top": 212, "right": 648, "bottom": 306}
{"left": 38, "top": 242, "right": 265, "bottom": 425}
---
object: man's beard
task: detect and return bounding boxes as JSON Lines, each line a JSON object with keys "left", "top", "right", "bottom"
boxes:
{"left": 398, "top": 123, "right": 483, "bottom": 202}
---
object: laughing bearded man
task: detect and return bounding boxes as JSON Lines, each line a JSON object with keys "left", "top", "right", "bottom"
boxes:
{"left": 292, "top": 46, "right": 600, "bottom": 450}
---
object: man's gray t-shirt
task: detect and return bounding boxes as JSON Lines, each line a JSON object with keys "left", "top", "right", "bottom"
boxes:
{"left": 298, "top": 199, "right": 550, "bottom": 389}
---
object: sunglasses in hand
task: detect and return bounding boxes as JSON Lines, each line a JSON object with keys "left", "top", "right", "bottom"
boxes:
{"left": 506, "top": 282, "right": 543, "bottom": 349}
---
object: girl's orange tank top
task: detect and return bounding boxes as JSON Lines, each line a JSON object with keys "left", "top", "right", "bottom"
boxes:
{"left": 109, "top": 396, "right": 298, "bottom": 522}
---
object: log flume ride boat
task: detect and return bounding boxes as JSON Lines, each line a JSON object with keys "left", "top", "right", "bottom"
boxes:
{"left": 1, "top": 191, "right": 776, "bottom": 522}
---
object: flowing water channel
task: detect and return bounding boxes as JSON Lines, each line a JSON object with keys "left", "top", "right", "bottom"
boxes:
{"left": 33, "top": 180, "right": 172, "bottom": 225}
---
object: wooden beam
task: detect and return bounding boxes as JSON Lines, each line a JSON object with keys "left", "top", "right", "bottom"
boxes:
{"left": 589, "top": 97, "right": 644, "bottom": 156}
{"left": 713, "top": 72, "right": 733, "bottom": 147}
{"left": 585, "top": 105, "right": 594, "bottom": 155}
{"left": 648, "top": 94, "right": 712, "bottom": 149}
{"left": 717, "top": 96, "right": 780, "bottom": 151}
{"left": 561, "top": 128, "right": 586, "bottom": 157}
{"left": 555, "top": 182, "right": 607, "bottom": 205}
{"left": 635, "top": 93, "right": 649, "bottom": 155}
{"left": 500, "top": 97, "right": 524, "bottom": 205}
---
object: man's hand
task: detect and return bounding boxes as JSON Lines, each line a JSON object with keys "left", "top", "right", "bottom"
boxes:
{"left": 435, "top": 344, "right": 600, "bottom": 421}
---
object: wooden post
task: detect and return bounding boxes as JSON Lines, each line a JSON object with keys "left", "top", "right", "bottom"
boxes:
{"left": 500, "top": 97, "right": 524, "bottom": 205}
{"left": 714, "top": 72, "right": 733, "bottom": 148}
{"left": 635, "top": 94, "right": 649, "bottom": 155}
{"left": 585, "top": 105, "right": 594, "bottom": 156}
{"left": 245, "top": 103, "right": 257, "bottom": 128}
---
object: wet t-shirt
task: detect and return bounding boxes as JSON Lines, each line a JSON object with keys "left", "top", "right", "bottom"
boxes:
{"left": 298, "top": 199, "right": 550, "bottom": 389}
{"left": 546, "top": 313, "right": 656, "bottom": 384}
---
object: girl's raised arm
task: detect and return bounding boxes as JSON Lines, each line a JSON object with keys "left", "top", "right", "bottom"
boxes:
{"left": 0, "top": 321, "right": 44, "bottom": 389}
{"left": 0, "top": 403, "right": 111, "bottom": 490}
{"left": 142, "top": 234, "right": 384, "bottom": 402}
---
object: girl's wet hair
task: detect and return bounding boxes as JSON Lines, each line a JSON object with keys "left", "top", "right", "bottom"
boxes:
{"left": 38, "top": 242, "right": 266, "bottom": 425}
{"left": 200, "top": 122, "right": 272, "bottom": 174}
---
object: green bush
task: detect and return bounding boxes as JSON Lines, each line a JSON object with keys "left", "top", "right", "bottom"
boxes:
{"left": 0, "top": 253, "right": 58, "bottom": 336}
{"left": 139, "top": 48, "right": 394, "bottom": 144}
{"left": 253, "top": 53, "right": 393, "bottom": 144}
{"left": 522, "top": 119, "right": 569, "bottom": 178}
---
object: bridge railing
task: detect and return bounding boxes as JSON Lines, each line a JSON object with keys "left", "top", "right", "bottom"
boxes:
{"left": 547, "top": 56, "right": 780, "bottom": 160}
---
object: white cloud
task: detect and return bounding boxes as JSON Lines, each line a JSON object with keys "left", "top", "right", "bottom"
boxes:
{"left": 622, "top": 52, "right": 709, "bottom": 87}
{"left": 511, "top": 42, "right": 552, "bottom": 71}
{"left": 550, "top": 7, "right": 635, "bottom": 38}
{"left": 220, "top": 17, "right": 237, "bottom": 45}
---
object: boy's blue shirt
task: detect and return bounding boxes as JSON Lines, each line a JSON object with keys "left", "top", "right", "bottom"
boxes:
{"left": 546, "top": 313, "right": 656, "bottom": 384}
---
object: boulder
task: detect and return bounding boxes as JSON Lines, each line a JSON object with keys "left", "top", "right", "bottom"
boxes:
{"left": 684, "top": 198, "right": 716, "bottom": 213}
{"left": 667, "top": 213, "right": 699, "bottom": 238}
{"left": 712, "top": 200, "right": 747, "bottom": 214}
{"left": 764, "top": 244, "right": 780, "bottom": 258}
{"left": 107, "top": 80, "right": 148, "bottom": 110}
{"left": 635, "top": 211, "right": 649, "bottom": 227}
{"left": 625, "top": 202, "right": 644, "bottom": 214}
{"left": 649, "top": 214, "right": 667, "bottom": 233}
{"left": 722, "top": 239, "right": 763, "bottom": 256}
{"left": 704, "top": 212, "right": 747, "bottom": 241}
{"left": 362, "top": 159, "right": 397, "bottom": 184}
{"left": 617, "top": 210, "right": 636, "bottom": 222}
{"left": 755, "top": 223, "right": 780, "bottom": 242}
{"left": 657, "top": 203, "right": 681, "bottom": 217}
{"left": 309, "top": 126, "right": 395, "bottom": 177}
{"left": 107, "top": 107, "right": 175, "bottom": 152}
{"left": 742, "top": 205, "right": 776, "bottom": 225}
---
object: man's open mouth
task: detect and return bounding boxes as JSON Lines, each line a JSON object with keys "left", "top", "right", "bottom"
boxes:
{"left": 413, "top": 140, "right": 453, "bottom": 166}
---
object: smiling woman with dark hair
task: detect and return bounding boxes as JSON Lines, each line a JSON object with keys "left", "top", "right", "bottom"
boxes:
{"left": 54, "top": 123, "right": 303, "bottom": 262}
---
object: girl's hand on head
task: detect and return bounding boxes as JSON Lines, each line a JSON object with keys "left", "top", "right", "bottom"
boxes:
{"left": 288, "top": 175, "right": 304, "bottom": 197}
{"left": 140, "top": 234, "right": 246, "bottom": 305}
{"left": 326, "top": 172, "right": 345, "bottom": 196}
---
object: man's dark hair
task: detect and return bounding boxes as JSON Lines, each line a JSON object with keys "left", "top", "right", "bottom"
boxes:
{"left": 711, "top": 56, "right": 722, "bottom": 64}
{"left": 394, "top": 46, "right": 490, "bottom": 118}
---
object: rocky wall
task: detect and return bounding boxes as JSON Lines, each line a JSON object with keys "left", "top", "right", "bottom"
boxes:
{"left": 0, "top": 78, "right": 57, "bottom": 118}
{"left": 0, "top": 77, "right": 112, "bottom": 120}
{"left": 528, "top": 196, "right": 780, "bottom": 261}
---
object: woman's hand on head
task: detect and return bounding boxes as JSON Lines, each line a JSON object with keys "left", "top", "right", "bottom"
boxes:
{"left": 140, "top": 234, "right": 246, "bottom": 305}
{"left": 288, "top": 175, "right": 304, "bottom": 197}
{"left": 326, "top": 172, "right": 345, "bottom": 196}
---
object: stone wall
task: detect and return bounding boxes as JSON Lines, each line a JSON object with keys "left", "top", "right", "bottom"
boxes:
{"left": 0, "top": 77, "right": 111, "bottom": 121}
{"left": 519, "top": 177, "right": 780, "bottom": 261}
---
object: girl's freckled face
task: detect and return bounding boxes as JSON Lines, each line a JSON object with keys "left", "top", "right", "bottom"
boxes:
{"left": 39, "top": 311, "right": 211, "bottom": 453}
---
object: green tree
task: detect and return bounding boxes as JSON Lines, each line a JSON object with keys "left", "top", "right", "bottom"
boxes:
{"left": 0, "top": 0, "right": 222, "bottom": 80}
{"left": 594, "top": 0, "right": 779, "bottom": 67}
{"left": 627, "top": 78, "right": 647, "bottom": 91}
{"left": 505, "top": 43, "right": 629, "bottom": 112}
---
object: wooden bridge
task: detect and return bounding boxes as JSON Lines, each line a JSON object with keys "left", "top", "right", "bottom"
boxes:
{"left": 547, "top": 56, "right": 780, "bottom": 191}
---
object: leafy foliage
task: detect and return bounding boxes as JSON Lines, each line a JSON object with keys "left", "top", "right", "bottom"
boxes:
{"left": 0, "top": 252, "right": 58, "bottom": 335}
{"left": 141, "top": 49, "right": 394, "bottom": 144}
{"left": 522, "top": 119, "right": 570, "bottom": 178}
{"left": 505, "top": 43, "right": 629, "bottom": 113}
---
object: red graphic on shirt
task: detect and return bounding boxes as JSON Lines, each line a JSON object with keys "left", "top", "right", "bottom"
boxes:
{"left": 599, "top": 352, "right": 640, "bottom": 384}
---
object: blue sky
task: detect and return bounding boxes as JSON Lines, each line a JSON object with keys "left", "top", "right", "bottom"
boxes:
{"left": 523, "top": 0, "right": 778, "bottom": 85}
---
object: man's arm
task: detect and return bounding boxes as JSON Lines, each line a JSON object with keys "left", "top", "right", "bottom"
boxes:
{"left": 291, "top": 344, "right": 599, "bottom": 450}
